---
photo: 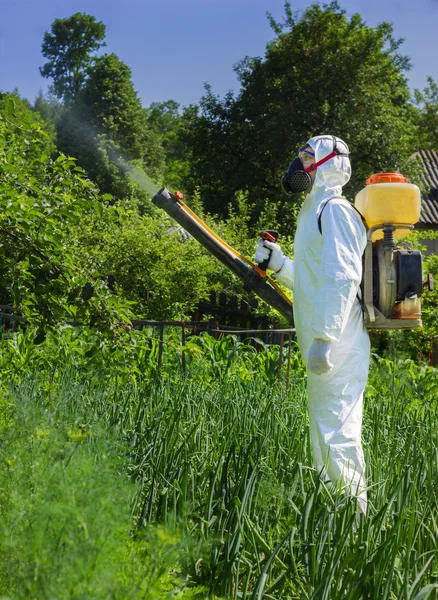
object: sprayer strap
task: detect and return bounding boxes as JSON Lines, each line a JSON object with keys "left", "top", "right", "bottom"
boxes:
{"left": 177, "top": 198, "right": 293, "bottom": 307}
{"left": 317, "top": 199, "right": 365, "bottom": 234}
{"left": 317, "top": 198, "right": 367, "bottom": 313}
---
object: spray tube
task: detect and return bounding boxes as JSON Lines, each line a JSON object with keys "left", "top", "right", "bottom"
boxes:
{"left": 152, "top": 188, "right": 294, "bottom": 326}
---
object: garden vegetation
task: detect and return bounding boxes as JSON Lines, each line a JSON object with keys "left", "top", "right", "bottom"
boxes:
{"left": 0, "top": 2, "right": 437, "bottom": 597}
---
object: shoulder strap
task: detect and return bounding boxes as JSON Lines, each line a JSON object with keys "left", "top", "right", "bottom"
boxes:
{"left": 317, "top": 199, "right": 332, "bottom": 234}
{"left": 317, "top": 199, "right": 365, "bottom": 234}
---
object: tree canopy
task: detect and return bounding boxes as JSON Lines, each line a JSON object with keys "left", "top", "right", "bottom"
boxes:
{"left": 414, "top": 77, "right": 438, "bottom": 150}
{"left": 56, "top": 53, "right": 165, "bottom": 201}
{"left": 183, "top": 1, "right": 421, "bottom": 227}
{"left": 40, "top": 12, "right": 106, "bottom": 103}
{"left": 1, "top": 4, "right": 436, "bottom": 343}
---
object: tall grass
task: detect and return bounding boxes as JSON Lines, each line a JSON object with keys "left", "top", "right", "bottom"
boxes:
{"left": 0, "top": 330, "right": 437, "bottom": 598}
{"left": 0, "top": 375, "right": 206, "bottom": 599}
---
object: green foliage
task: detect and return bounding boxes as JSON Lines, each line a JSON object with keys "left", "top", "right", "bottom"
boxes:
{"left": 64, "top": 187, "right": 292, "bottom": 322}
{"left": 81, "top": 54, "right": 162, "bottom": 170}
{"left": 33, "top": 91, "right": 64, "bottom": 126}
{"left": 56, "top": 53, "right": 165, "bottom": 201}
{"left": 0, "top": 91, "right": 56, "bottom": 158}
{"left": 0, "top": 376, "right": 208, "bottom": 598}
{"left": 0, "top": 330, "right": 437, "bottom": 598}
{"left": 183, "top": 1, "right": 421, "bottom": 227}
{"left": 182, "top": 332, "right": 298, "bottom": 384}
{"left": 66, "top": 201, "right": 224, "bottom": 320}
{"left": 40, "top": 12, "right": 106, "bottom": 103}
{"left": 0, "top": 92, "right": 288, "bottom": 326}
{"left": 414, "top": 77, "right": 438, "bottom": 150}
{"left": 147, "top": 100, "right": 191, "bottom": 191}
{"left": 0, "top": 94, "right": 132, "bottom": 332}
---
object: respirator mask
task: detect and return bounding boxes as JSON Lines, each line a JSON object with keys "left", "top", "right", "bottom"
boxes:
{"left": 281, "top": 136, "right": 349, "bottom": 195}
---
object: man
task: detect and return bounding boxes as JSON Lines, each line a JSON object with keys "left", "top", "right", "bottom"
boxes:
{"left": 255, "top": 135, "right": 370, "bottom": 515}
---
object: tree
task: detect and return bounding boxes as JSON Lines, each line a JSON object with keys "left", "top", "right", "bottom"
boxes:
{"left": 33, "top": 91, "right": 64, "bottom": 130}
{"left": 56, "top": 53, "right": 165, "bottom": 200}
{"left": 414, "top": 77, "right": 438, "bottom": 150}
{"left": 0, "top": 93, "right": 131, "bottom": 335}
{"left": 146, "top": 100, "right": 191, "bottom": 189}
{"left": 81, "top": 54, "right": 159, "bottom": 165}
{"left": 40, "top": 13, "right": 106, "bottom": 103}
{"left": 183, "top": 2, "right": 421, "bottom": 228}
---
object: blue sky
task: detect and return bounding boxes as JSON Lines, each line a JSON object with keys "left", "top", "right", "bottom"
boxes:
{"left": 1, "top": 0, "right": 437, "bottom": 108}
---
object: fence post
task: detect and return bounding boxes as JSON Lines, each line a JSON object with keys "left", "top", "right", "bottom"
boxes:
{"left": 278, "top": 333, "right": 284, "bottom": 382}
{"left": 285, "top": 331, "right": 293, "bottom": 392}
{"left": 158, "top": 323, "right": 164, "bottom": 372}
{"left": 181, "top": 325, "right": 186, "bottom": 375}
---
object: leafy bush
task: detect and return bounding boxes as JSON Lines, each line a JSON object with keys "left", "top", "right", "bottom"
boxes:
{"left": 0, "top": 93, "right": 132, "bottom": 335}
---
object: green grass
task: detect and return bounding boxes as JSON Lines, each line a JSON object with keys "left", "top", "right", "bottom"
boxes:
{"left": 0, "top": 375, "right": 207, "bottom": 599}
{"left": 0, "top": 331, "right": 437, "bottom": 598}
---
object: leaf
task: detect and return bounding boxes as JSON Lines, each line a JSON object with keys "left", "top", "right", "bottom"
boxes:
{"left": 4, "top": 96, "right": 15, "bottom": 117}
{"left": 92, "top": 201, "right": 104, "bottom": 216}
{"left": 34, "top": 327, "right": 46, "bottom": 345}
{"left": 81, "top": 282, "right": 94, "bottom": 301}
{"left": 1, "top": 164, "right": 17, "bottom": 173}
{"left": 411, "top": 585, "right": 438, "bottom": 600}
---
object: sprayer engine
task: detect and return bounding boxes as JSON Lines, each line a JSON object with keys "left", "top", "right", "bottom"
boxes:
{"left": 362, "top": 224, "right": 425, "bottom": 329}
{"left": 353, "top": 171, "right": 437, "bottom": 330}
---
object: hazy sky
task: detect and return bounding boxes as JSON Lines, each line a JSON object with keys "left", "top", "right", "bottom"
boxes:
{"left": 1, "top": 0, "right": 437, "bottom": 108}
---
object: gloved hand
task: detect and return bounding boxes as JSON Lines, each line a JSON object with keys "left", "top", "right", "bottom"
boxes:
{"left": 308, "top": 339, "right": 334, "bottom": 375}
{"left": 254, "top": 239, "right": 285, "bottom": 272}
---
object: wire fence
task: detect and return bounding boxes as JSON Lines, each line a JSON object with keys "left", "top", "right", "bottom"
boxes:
{"left": 3, "top": 305, "right": 436, "bottom": 373}
{"left": 176, "top": 323, "right": 289, "bottom": 385}
{"left": 131, "top": 319, "right": 296, "bottom": 389}
{"left": 0, "top": 306, "right": 297, "bottom": 387}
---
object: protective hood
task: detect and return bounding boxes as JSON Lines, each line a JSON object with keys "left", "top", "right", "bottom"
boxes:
{"left": 306, "top": 135, "right": 351, "bottom": 204}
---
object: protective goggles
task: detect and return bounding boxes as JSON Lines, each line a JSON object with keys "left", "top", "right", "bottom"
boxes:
{"left": 298, "top": 148, "right": 315, "bottom": 161}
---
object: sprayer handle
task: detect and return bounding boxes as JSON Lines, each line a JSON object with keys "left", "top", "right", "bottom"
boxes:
{"left": 258, "top": 230, "right": 280, "bottom": 272}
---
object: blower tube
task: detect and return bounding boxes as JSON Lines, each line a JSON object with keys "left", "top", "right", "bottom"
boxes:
{"left": 152, "top": 188, "right": 294, "bottom": 326}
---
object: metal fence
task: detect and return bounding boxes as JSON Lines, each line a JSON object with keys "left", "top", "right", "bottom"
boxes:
{"left": 130, "top": 319, "right": 296, "bottom": 389}
{"left": 0, "top": 306, "right": 297, "bottom": 387}
{"left": 3, "top": 304, "right": 436, "bottom": 372}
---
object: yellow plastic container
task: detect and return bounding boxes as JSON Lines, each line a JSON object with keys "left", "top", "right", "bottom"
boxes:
{"left": 354, "top": 173, "right": 421, "bottom": 241}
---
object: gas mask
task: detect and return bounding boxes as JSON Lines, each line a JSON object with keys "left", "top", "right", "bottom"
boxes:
{"left": 281, "top": 136, "right": 349, "bottom": 195}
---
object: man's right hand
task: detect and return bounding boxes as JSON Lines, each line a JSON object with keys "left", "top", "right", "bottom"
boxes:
{"left": 254, "top": 239, "right": 285, "bottom": 272}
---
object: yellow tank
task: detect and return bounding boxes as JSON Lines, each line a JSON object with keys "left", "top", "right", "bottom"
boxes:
{"left": 354, "top": 173, "right": 421, "bottom": 241}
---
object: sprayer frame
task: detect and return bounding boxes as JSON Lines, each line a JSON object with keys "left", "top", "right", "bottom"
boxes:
{"left": 363, "top": 223, "right": 422, "bottom": 329}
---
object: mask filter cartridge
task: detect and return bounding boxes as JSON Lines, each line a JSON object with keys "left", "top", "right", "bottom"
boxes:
{"left": 282, "top": 157, "right": 312, "bottom": 194}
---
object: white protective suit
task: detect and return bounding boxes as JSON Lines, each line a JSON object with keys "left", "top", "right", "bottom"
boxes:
{"left": 273, "top": 135, "right": 370, "bottom": 513}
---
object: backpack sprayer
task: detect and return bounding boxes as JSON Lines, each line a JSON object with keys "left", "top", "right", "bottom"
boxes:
{"left": 153, "top": 176, "right": 433, "bottom": 331}
{"left": 151, "top": 188, "right": 294, "bottom": 325}
{"left": 354, "top": 172, "right": 433, "bottom": 329}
